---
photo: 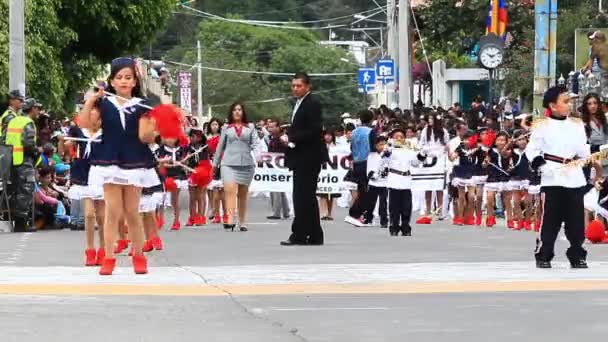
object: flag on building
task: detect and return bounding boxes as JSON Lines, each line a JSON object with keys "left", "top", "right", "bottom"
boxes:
{"left": 486, "top": 0, "right": 508, "bottom": 38}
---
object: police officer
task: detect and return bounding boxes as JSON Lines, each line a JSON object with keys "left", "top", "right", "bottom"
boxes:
{"left": 526, "top": 86, "right": 591, "bottom": 269}
{"left": 6, "top": 98, "right": 41, "bottom": 232}
{"left": 0, "top": 90, "right": 24, "bottom": 143}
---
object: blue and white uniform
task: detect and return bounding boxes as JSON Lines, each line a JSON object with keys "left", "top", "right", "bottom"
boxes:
{"left": 88, "top": 96, "right": 160, "bottom": 188}
{"left": 485, "top": 148, "right": 510, "bottom": 192}
{"left": 507, "top": 148, "right": 530, "bottom": 191}
{"left": 67, "top": 127, "right": 104, "bottom": 200}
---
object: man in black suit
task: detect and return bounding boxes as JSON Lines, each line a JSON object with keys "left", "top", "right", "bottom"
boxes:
{"left": 281, "top": 72, "right": 329, "bottom": 246}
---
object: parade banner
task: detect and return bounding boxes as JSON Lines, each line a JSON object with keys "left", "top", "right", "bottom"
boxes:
{"left": 249, "top": 151, "right": 351, "bottom": 193}
{"left": 248, "top": 150, "right": 447, "bottom": 193}
{"left": 177, "top": 71, "right": 192, "bottom": 113}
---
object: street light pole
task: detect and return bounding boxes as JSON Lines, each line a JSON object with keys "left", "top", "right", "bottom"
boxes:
{"left": 398, "top": 0, "right": 413, "bottom": 110}
{"left": 197, "top": 40, "right": 203, "bottom": 121}
{"left": 9, "top": 0, "right": 26, "bottom": 95}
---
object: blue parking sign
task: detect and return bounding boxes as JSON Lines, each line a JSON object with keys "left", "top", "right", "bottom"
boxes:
{"left": 376, "top": 59, "right": 395, "bottom": 83}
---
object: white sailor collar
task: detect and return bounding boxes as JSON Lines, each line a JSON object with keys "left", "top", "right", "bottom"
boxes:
{"left": 108, "top": 96, "right": 143, "bottom": 130}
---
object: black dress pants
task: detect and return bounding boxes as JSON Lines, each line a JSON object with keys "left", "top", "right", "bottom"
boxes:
{"left": 348, "top": 161, "right": 368, "bottom": 218}
{"left": 364, "top": 185, "right": 388, "bottom": 225}
{"left": 290, "top": 163, "right": 323, "bottom": 243}
{"left": 389, "top": 188, "right": 412, "bottom": 235}
{"left": 535, "top": 186, "right": 587, "bottom": 262}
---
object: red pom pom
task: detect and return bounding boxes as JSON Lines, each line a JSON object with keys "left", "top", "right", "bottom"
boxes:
{"left": 189, "top": 160, "right": 213, "bottom": 187}
{"left": 586, "top": 219, "right": 606, "bottom": 243}
{"left": 148, "top": 104, "right": 185, "bottom": 140}
{"left": 164, "top": 177, "right": 178, "bottom": 192}
{"left": 467, "top": 133, "right": 479, "bottom": 149}
{"left": 482, "top": 130, "right": 497, "bottom": 148}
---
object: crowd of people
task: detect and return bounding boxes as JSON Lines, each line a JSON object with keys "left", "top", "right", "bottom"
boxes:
{"left": 2, "top": 55, "right": 606, "bottom": 272}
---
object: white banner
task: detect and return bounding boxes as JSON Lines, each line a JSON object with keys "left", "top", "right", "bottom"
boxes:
{"left": 178, "top": 71, "right": 192, "bottom": 113}
{"left": 247, "top": 149, "right": 448, "bottom": 193}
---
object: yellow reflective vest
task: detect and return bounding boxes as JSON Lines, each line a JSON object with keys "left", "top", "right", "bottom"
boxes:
{"left": 5, "top": 116, "right": 35, "bottom": 166}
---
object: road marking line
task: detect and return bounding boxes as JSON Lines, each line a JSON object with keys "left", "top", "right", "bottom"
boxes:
{"left": 2, "top": 280, "right": 608, "bottom": 296}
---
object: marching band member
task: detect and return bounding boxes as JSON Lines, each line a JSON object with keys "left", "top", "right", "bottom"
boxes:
{"left": 508, "top": 130, "right": 531, "bottom": 230}
{"left": 140, "top": 168, "right": 164, "bottom": 252}
{"left": 416, "top": 113, "right": 449, "bottom": 224}
{"left": 80, "top": 57, "right": 160, "bottom": 275}
{"left": 156, "top": 137, "right": 188, "bottom": 230}
{"left": 364, "top": 135, "right": 390, "bottom": 227}
{"left": 206, "top": 118, "right": 227, "bottom": 224}
{"left": 472, "top": 128, "right": 493, "bottom": 226}
{"left": 525, "top": 86, "right": 591, "bottom": 269}
{"left": 450, "top": 130, "right": 476, "bottom": 226}
{"left": 386, "top": 128, "right": 422, "bottom": 236}
{"left": 66, "top": 110, "right": 105, "bottom": 266}
{"left": 484, "top": 131, "right": 511, "bottom": 228}
{"left": 186, "top": 127, "right": 209, "bottom": 226}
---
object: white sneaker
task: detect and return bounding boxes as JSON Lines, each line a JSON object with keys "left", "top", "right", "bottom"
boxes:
{"left": 344, "top": 216, "right": 363, "bottom": 227}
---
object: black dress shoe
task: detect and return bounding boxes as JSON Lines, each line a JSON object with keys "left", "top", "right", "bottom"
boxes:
{"left": 266, "top": 216, "right": 281, "bottom": 220}
{"left": 536, "top": 260, "right": 552, "bottom": 269}
{"left": 570, "top": 259, "right": 589, "bottom": 269}
{"left": 280, "top": 239, "right": 307, "bottom": 246}
{"left": 308, "top": 239, "right": 324, "bottom": 246}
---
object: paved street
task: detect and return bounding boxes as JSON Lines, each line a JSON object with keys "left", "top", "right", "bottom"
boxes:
{"left": 2, "top": 196, "right": 608, "bottom": 342}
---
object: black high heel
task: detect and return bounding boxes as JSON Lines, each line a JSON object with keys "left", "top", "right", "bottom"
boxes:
{"left": 239, "top": 226, "right": 248, "bottom": 232}
{"left": 224, "top": 224, "right": 235, "bottom": 232}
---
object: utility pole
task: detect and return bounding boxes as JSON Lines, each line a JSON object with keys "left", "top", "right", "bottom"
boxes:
{"left": 387, "top": 0, "right": 398, "bottom": 61}
{"left": 9, "top": 0, "right": 26, "bottom": 95}
{"left": 398, "top": 0, "right": 413, "bottom": 110}
{"left": 197, "top": 40, "right": 203, "bottom": 121}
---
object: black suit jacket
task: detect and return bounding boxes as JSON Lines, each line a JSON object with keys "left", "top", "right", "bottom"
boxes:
{"left": 285, "top": 93, "right": 329, "bottom": 170}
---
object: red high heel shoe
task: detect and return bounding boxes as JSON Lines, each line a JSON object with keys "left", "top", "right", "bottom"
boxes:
{"left": 99, "top": 258, "right": 116, "bottom": 276}
{"left": 171, "top": 220, "right": 181, "bottom": 231}
{"left": 143, "top": 240, "right": 154, "bottom": 253}
{"left": 512, "top": 220, "right": 523, "bottom": 231}
{"left": 85, "top": 249, "right": 97, "bottom": 267}
{"left": 186, "top": 216, "right": 196, "bottom": 227}
{"left": 452, "top": 217, "right": 463, "bottom": 226}
{"left": 212, "top": 215, "right": 221, "bottom": 224}
{"left": 475, "top": 215, "right": 482, "bottom": 226}
{"left": 415, "top": 216, "right": 432, "bottom": 225}
{"left": 223, "top": 214, "right": 229, "bottom": 224}
{"left": 95, "top": 248, "right": 105, "bottom": 266}
{"left": 195, "top": 215, "right": 206, "bottom": 226}
{"left": 464, "top": 216, "right": 475, "bottom": 226}
{"left": 507, "top": 220, "right": 515, "bottom": 229}
{"left": 522, "top": 220, "right": 531, "bottom": 231}
{"left": 151, "top": 236, "right": 163, "bottom": 250}
{"left": 132, "top": 254, "right": 148, "bottom": 274}
{"left": 486, "top": 216, "right": 496, "bottom": 227}
{"left": 114, "top": 239, "right": 128, "bottom": 254}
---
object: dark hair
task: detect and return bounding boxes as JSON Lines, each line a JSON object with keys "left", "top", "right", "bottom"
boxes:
{"left": 581, "top": 93, "right": 608, "bottom": 133}
{"left": 542, "top": 85, "right": 568, "bottom": 109}
{"left": 38, "top": 166, "right": 53, "bottom": 179}
{"left": 335, "top": 125, "right": 345, "bottom": 133}
{"left": 293, "top": 72, "right": 311, "bottom": 85}
{"left": 374, "top": 135, "right": 388, "bottom": 144}
{"left": 106, "top": 63, "right": 143, "bottom": 98}
{"left": 345, "top": 123, "right": 355, "bottom": 131}
{"left": 493, "top": 131, "right": 511, "bottom": 147}
{"left": 206, "top": 117, "right": 223, "bottom": 135}
{"left": 227, "top": 103, "right": 248, "bottom": 124}
{"left": 358, "top": 109, "right": 374, "bottom": 124}
{"left": 423, "top": 113, "right": 446, "bottom": 144}
{"left": 322, "top": 128, "right": 336, "bottom": 144}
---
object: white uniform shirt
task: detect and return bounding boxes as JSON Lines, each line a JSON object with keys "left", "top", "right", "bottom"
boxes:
{"left": 387, "top": 146, "right": 421, "bottom": 190}
{"left": 367, "top": 151, "right": 390, "bottom": 188}
{"left": 525, "top": 116, "right": 591, "bottom": 188}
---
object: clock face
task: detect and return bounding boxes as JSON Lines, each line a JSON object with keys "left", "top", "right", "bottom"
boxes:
{"left": 479, "top": 46, "right": 503, "bottom": 69}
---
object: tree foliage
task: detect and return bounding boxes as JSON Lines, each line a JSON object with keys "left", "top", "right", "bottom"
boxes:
{"left": 170, "top": 20, "right": 362, "bottom": 124}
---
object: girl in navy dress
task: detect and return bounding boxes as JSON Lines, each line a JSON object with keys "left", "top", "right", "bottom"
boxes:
{"left": 186, "top": 127, "right": 209, "bottom": 226}
{"left": 66, "top": 107, "right": 105, "bottom": 267}
{"left": 472, "top": 128, "right": 491, "bottom": 226}
{"left": 508, "top": 130, "right": 531, "bottom": 230}
{"left": 484, "top": 132, "right": 511, "bottom": 227}
{"left": 450, "top": 132, "right": 475, "bottom": 226}
{"left": 79, "top": 57, "right": 160, "bottom": 275}
{"left": 156, "top": 137, "right": 188, "bottom": 230}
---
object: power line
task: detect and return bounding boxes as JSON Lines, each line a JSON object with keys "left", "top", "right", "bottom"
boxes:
{"left": 165, "top": 60, "right": 356, "bottom": 77}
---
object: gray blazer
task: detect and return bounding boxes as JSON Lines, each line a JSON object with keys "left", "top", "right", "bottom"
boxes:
{"left": 213, "top": 123, "right": 259, "bottom": 167}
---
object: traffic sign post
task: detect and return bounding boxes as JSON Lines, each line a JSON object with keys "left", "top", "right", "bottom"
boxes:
{"left": 376, "top": 59, "right": 395, "bottom": 84}
{"left": 358, "top": 68, "right": 376, "bottom": 92}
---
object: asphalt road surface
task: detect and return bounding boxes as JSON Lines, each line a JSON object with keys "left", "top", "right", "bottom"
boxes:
{"left": 1, "top": 195, "right": 608, "bottom": 342}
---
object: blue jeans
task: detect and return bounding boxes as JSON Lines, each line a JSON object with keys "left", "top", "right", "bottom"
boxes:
{"left": 70, "top": 199, "right": 84, "bottom": 226}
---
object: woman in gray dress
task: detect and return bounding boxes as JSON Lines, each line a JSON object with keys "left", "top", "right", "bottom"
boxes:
{"left": 213, "top": 103, "right": 258, "bottom": 231}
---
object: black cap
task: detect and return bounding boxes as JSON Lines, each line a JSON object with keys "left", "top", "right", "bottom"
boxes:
{"left": 8, "top": 90, "right": 24, "bottom": 101}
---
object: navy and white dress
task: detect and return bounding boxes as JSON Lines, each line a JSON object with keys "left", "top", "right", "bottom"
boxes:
{"left": 507, "top": 148, "right": 530, "bottom": 191}
{"left": 156, "top": 144, "right": 189, "bottom": 190}
{"left": 88, "top": 97, "right": 160, "bottom": 188}
{"left": 187, "top": 141, "right": 209, "bottom": 187}
{"left": 67, "top": 127, "right": 104, "bottom": 200}
{"left": 451, "top": 143, "right": 474, "bottom": 187}
{"left": 485, "top": 148, "right": 510, "bottom": 192}
{"left": 472, "top": 146, "right": 489, "bottom": 185}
